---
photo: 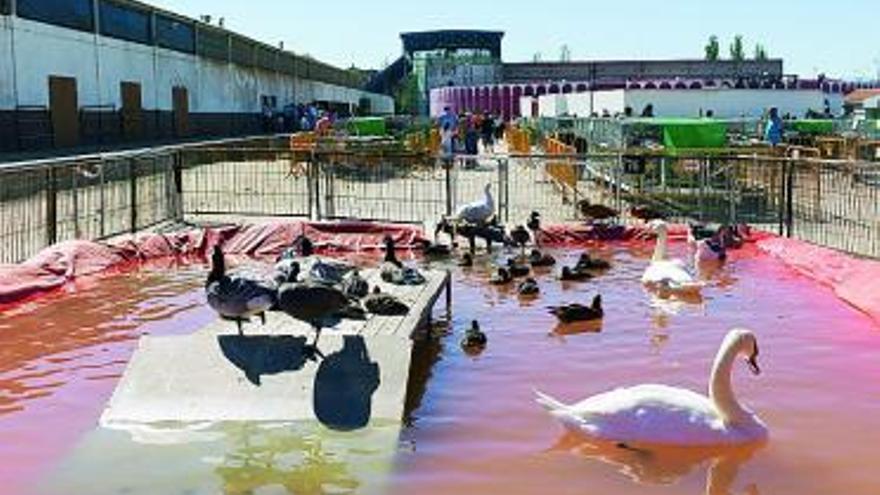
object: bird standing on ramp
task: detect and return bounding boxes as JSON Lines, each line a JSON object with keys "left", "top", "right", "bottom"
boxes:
{"left": 205, "top": 245, "right": 276, "bottom": 335}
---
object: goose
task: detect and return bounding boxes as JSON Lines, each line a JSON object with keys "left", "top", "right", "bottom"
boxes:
{"left": 577, "top": 199, "right": 618, "bottom": 223}
{"left": 363, "top": 286, "right": 410, "bottom": 316}
{"left": 341, "top": 269, "right": 369, "bottom": 299}
{"left": 535, "top": 329, "right": 768, "bottom": 447}
{"left": 277, "top": 267, "right": 366, "bottom": 361}
{"left": 517, "top": 277, "right": 540, "bottom": 296}
{"left": 575, "top": 253, "right": 611, "bottom": 271}
{"left": 205, "top": 246, "right": 277, "bottom": 335}
{"left": 380, "top": 236, "right": 426, "bottom": 286}
{"left": 490, "top": 267, "right": 513, "bottom": 285}
{"left": 510, "top": 225, "right": 531, "bottom": 255}
{"left": 560, "top": 266, "right": 592, "bottom": 282}
{"left": 529, "top": 249, "right": 556, "bottom": 267}
{"left": 549, "top": 295, "right": 603, "bottom": 323}
{"left": 460, "top": 320, "right": 487, "bottom": 350}
{"left": 453, "top": 183, "right": 495, "bottom": 225}
{"left": 641, "top": 220, "right": 702, "bottom": 293}
{"left": 506, "top": 258, "right": 531, "bottom": 278}
{"left": 457, "top": 253, "right": 474, "bottom": 267}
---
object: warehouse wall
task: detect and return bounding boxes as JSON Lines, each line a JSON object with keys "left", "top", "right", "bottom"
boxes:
{"left": 0, "top": 16, "right": 393, "bottom": 152}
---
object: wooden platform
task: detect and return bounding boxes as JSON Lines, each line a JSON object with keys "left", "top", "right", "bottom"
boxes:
{"left": 100, "top": 268, "right": 449, "bottom": 427}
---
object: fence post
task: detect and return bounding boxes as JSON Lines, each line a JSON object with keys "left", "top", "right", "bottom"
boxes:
{"left": 444, "top": 160, "right": 453, "bottom": 218}
{"left": 129, "top": 158, "right": 138, "bottom": 233}
{"left": 46, "top": 166, "right": 57, "bottom": 246}
{"left": 173, "top": 151, "right": 184, "bottom": 222}
{"left": 99, "top": 160, "right": 106, "bottom": 237}
{"left": 311, "top": 153, "right": 322, "bottom": 221}
{"left": 498, "top": 158, "right": 509, "bottom": 223}
{"left": 785, "top": 160, "right": 794, "bottom": 238}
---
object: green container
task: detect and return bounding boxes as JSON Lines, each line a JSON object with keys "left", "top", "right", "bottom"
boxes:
{"left": 790, "top": 119, "right": 834, "bottom": 135}
{"left": 347, "top": 117, "right": 387, "bottom": 136}
{"left": 656, "top": 119, "right": 728, "bottom": 150}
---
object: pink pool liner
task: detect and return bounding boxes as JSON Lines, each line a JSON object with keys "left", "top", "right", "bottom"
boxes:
{"left": 2, "top": 220, "right": 879, "bottom": 326}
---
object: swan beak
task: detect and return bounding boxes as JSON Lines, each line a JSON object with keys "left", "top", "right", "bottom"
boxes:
{"left": 746, "top": 355, "right": 761, "bottom": 376}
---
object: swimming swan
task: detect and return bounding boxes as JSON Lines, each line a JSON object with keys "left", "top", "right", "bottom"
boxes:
{"left": 641, "top": 220, "right": 702, "bottom": 293}
{"left": 536, "top": 329, "right": 768, "bottom": 446}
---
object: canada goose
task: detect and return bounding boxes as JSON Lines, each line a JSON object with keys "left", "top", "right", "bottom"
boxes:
{"left": 363, "top": 286, "right": 410, "bottom": 316}
{"left": 549, "top": 295, "right": 603, "bottom": 323}
{"left": 577, "top": 199, "right": 618, "bottom": 222}
{"left": 205, "top": 246, "right": 277, "bottom": 335}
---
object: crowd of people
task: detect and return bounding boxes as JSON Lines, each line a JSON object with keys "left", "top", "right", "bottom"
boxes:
{"left": 438, "top": 107, "right": 509, "bottom": 164}
{"left": 262, "top": 102, "right": 339, "bottom": 135}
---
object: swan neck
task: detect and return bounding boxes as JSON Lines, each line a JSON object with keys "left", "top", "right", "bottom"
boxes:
{"left": 709, "top": 338, "right": 748, "bottom": 425}
{"left": 652, "top": 229, "right": 668, "bottom": 262}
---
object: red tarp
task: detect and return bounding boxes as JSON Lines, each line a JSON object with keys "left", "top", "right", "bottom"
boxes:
{"left": 0, "top": 220, "right": 426, "bottom": 306}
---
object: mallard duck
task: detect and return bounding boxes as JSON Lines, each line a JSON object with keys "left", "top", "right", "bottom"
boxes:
{"left": 490, "top": 267, "right": 513, "bottom": 285}
{"left": 363, "top": 287, "right": 409, "bottom": 316}
{"left": 560, "top": 266, "right": 593, "bottom": 281}
{"left": 629, "top": 205, "right": 667, "bottom": 223}
{"left": 506, "top": 258, "right": 531, "bottom": 278}
{"left": 205, "top": 246, "right": 277, "bottom": 335}
{"left": 341, "top": 269, "right": 369, "bottom": 299}
{"left": 458, "top": 253, "right": 474, "bottom": 267}
{"left": 527, "top": 211, "right": 541, "bottom": 233}
{"left": 277, "top": 279, "right": 366, "bottom": 361}
{"left": 417, "top": 238, "right": 452, "bottom": 258}
{"left": 518, "top": 278, "right": 540, "bottom": 296}
{"left": 529, "top": 249, "right": 556, "bottom": 267}
{"left": 578, "top": 199, "right": 618, "bottom": 222}
{"left": 510, "top": 225, "right": 531, "bottom": 255}
{"left": 575, "top": 253, "right": 611, "bottom": 271}
{"left": 549, "top": 295, "right": 603, "bottom": 323}
{"left": 460, "top": 320, "right": 487, "bottom": 350}
{"left": 380, "top": 236, "right": 426, "bottom": 286}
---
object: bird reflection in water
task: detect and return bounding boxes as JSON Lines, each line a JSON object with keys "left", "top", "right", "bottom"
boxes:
{"left": 548, "top": 433, "right": 765, "bottom": 495}
{"left": 550, "top": 320, "right": 603, "bottom": 339}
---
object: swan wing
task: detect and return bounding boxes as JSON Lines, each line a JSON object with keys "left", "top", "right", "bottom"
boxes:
{"left": 559, "top": 385, "right": 737, "bottom": 446}
{"left": 642, "top": 261, "right": 694, "bottom": 285}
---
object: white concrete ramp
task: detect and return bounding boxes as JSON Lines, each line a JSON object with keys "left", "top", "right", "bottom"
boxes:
{"left": 101, "top": 269, "right": 449, "bottom": 428}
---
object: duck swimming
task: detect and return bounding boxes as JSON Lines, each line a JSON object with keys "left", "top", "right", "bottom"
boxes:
{"left": 535, "top": 329, "right": 768, "bottom": 447}
{"left": 575, "top": 253, "right": 611, "bottom": 271}
{"left": 506, "top": 258, "right": 531, "bottom": 278}
{"left": 490, "top": 267, "right": 513, "bottom": 285}
{"left": 560, "top": 266, "right": 593, "bottom": 281}
{"left": 549, "top": 295, "right": 603, "bottom": 323}
{"left": 529, "top": 249, "right": 556, "bottom": 267}
{"left": 205, "top": 246, "right": 277, "bottom": 335}
{"left": 460, "top": 320, "right": 487, "bottom": 350}
{"left": 518, "top": 277, "right": 540, "bottom": 296}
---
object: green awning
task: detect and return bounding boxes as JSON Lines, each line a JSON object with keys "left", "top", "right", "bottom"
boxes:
{"left": 650, "top": 119, "right": 728, "bottom": 150}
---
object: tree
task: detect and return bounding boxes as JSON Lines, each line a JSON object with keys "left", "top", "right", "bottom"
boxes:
{"left": 532, "top": 52, "right": 542, "bottom": 63}
{"left": 560, "top": 44, "right": 571, "bottom": 62}
{"left": 705, "top": 35, "right": 720, "bottom": 61}
{"left": 754, "top": 43, "right": 768, "bottom": 61}
{"left": 729, "top": 35, "right": 745, "bottom": 62}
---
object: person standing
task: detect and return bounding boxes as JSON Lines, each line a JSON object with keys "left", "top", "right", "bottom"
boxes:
{"left": 764, "top": 107, "right": 783, "bottom": 146}
{"left": 481, "top": 112, "right": 495, "bottom": 153}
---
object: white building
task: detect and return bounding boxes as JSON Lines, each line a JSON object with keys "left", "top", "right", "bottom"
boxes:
{"left": 0, "top": 0, "right": 393, "bottom": 152}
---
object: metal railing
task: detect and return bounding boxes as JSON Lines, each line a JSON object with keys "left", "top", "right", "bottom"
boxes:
{"left": 2, "top": 143, "right": 879, "bottom": 264}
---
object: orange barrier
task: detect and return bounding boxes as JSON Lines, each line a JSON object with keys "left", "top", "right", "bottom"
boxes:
{"left": 506, "top": 126, "right": 531, "bottom": 153}
{"left": 428, "top": 128, "right": 441, "bottom": 154}
{"left": 544, "top": 137, "right": 578, "bottom": 191}
{"left": 289, "top": 132, "right": 317, "bottom": 152}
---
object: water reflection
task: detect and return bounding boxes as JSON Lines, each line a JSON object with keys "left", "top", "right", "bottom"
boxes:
{"left": 550, "top": 433, "right": 765, "bottom": 495}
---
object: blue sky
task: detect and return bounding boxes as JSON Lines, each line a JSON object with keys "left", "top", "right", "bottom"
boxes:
{"left": 151, "top": 0, "right": 879, "bottom": 79}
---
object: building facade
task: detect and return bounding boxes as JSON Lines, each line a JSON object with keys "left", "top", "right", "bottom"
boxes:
{"left": 0, "top": 0, "right": 393, "bottom": 153}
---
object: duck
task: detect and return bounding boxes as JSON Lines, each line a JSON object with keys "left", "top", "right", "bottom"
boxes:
{"left": 457, "top": 253, "right": 474, "bottom": 267}
{"left": 276, "top": 234, "right": 315, "bottom": 262}
{"left": 506, "top": 258, "right": 531, "bottom": 278}
{"left": 460, "top": 320, "right": 487, "bottom": 350}
{"left": 363, "top": 286, "right": 410, "bottom": 316}
{"left": 535, "top": 329, "right": 768, "bottom": 447}
{"left": 529, "top": 249, "right": 556, "bottom": 267}
{"left": 575, "top": 253, "right": 611, "bottom": 271}
{"left": 577, "top": 199, "right": 618, "bottom": 223}
{"left": 560, "top": 266, "right": 593, "bottom": 282}
{"left": 629, "top": 205, "right": 667, "bottom": 223}
{"left": 341, "top": 269, "right": 369, "bottom": 299}
{"left": 518, "top": 278, "right": 540, "bottom": 296}
{"left": 380, "top": 236, "right": 426, "bottom": 286}
{"left": 695, "top": 237, "right": 727, "bottom": 264}
{"left": 641, "top": 220, "right": 702, "bottom": 293}
{"left": 548, "top": 295, "right": 603, "bottom": 323}
{"left": 453, "top": 182, "right": 495, "bottom": 225}
{"left": 276, "top": 267, "right": 365, "bottom": 361}
{"left": 416, "top": 238, "right": 452, "bottom": 258}
{"left": 527, "top": 211, "right": 541, "bottom": 234}
{"left": 510, "top": 225, "right": 531, "bottom": 255}
{"left": 490, "top": 267, "right": 513, "bottom": 285}
{"left": 205, "top": 246, "right": 277, "bottom": 335}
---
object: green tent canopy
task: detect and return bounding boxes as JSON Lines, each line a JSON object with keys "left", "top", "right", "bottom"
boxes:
{"left": 789, "top": 119, "right": 834, "bottom": 135}
{"left": 347, "top": 117, "right": 387, "bottom": 136}
{"left": 627, "top": 118, "right": 728, "bottom": 150}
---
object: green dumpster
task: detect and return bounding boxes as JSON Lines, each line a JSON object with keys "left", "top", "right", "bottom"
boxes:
{"left": 347, "top": 117, "right": 387, "bottom": 137}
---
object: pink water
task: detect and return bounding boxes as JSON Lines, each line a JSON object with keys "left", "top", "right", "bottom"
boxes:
{"left": 1, "top": 244, "right": 879, "bottom": 494}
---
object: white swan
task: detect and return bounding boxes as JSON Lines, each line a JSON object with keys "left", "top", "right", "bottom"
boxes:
{"left": 642, "top": 220, "right": 702, "bottom": 293}
{"left": 454, "top": 183, "right": 495, "bottom": 224}
{"left": 536, "top": 329, "right": 768, "bottom": 447}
